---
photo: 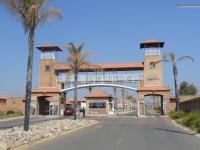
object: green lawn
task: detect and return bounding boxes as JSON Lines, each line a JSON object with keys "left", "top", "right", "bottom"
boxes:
{"left": 0, "top": 112, "right": 23, "bottom": 119}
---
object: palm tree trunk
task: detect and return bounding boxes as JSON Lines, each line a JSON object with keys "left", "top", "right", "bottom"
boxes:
{"left": 160, "top": 96, "right": 164, "bottom": 115}
{"left": 61, "top": 83, "right": 66, "bottom": 112}
{"left": 122, "top": 90, "right": 124, "bottom": 112}
{"left": 74, "top": 71, "right": 78, "bottom": 120}
{"left": 24, "top": 29, "right": 35, "bottom": 131}
{"left": 173, "top": 67, "right": 180, "bottom": 111}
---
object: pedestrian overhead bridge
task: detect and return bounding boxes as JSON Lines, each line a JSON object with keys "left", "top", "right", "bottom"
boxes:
{"left": 56, "top": 62, "right": 144, "bottom": 91}
{"left": 61, "top": 83, "right": 138, "bottom": 92}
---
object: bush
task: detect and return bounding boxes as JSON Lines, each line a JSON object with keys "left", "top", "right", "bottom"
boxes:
{"left": 0, "top": 111, "right": 6, "bottom": 115}
{"left": 15, "top": 112, "right": 23, "bottom": 116}
{"left": 169, "top": 111, "right": 186, "bottom": 119}
{"left": 192, "top": 117, "right": 200, "bottom": 132}
{"left": 182, "top": 112, "right": 200, "bottom": 128}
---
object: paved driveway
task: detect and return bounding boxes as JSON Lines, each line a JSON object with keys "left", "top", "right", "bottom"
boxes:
{"left": 27, "top": 117, "right": 200, "bottom": 150}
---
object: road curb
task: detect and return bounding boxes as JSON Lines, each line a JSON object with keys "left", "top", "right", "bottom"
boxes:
{"left": 11, "top": 120, "right": 98, "bottom": 150}
{"left": 0, "top": 116, "right": 24, "bottom": 122}
{"left": 171, "top": 119, "right": 200, "bottom": 138}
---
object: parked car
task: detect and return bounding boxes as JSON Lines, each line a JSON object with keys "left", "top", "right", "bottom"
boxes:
{"left": 63, "top": 107, "right": 74, "bottom": 116}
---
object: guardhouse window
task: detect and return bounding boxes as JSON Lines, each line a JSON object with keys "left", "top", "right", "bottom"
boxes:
{"left": 45, "top": 65, "right": 51, "bottom": 72}
{"left": 149, "top": 62, "right": 156, "bottom": 69}
{"left": 89, "top": 102, "right": 106, "bottom": 108}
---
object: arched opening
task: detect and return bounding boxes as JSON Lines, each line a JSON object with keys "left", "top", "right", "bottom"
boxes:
{"left": 37, "top": 96, "right": 50, "bottom": 115}
{"left": 144, "top": 94, "right": 164, "bottom": 116}
{"left": 61, "top": 85, "right": 138, "bottom": 116}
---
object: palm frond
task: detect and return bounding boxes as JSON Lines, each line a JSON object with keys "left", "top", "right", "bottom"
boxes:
{"left": 154, "top": 59, "right": 168, "bottom": 65}
{"left": 77, "top": 43, "right": 84, "bottom": 52}
{"left": 166, "top": 52, "right": 176, "bottom": 63}
{"left": 66, "top": 42, "right": 98, "bottom": 73}
{"left": 38, "top": 7, "right": 63, "bottom": 26}
{"left": 0, "top": 0, "right": 21, "bottom": 19}
{"left": 176, "top": 56, "right": 194, "bottom": 63}
{"left": 1, "top": 0, "right": 62, "bottom": 33}
{"left": 67, "top": 42, "right": 77, "bottom": 53}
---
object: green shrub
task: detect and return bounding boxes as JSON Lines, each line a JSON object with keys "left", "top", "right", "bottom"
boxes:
{"left": 15, "top": 112, "right": 23, "bottom": 115}
{"left": 192, "top": 117, "right": 200, "bottom": 132}
{"left": 0, "top": 111, "right": 6, "bottom": 115}
{"left": 169, "top": 111, "right": 186, "bottom": 119}
{"left": 182, "top": 112, "right": 200, "bottom": 128}
{"left": 0, "top": 111, "right": 23, "bottom": 119}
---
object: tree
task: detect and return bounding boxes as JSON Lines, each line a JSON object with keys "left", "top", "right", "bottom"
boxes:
{"left": 162, "top": 52, "right": 194, "bottom": 111}
{"left": 121, "top": 89, "right": 125, "bottom": 112}
{"left": 66, "top": 42, "right": 96, "bottom": 120}
{"left": 127, "top": 95, "right": 136, "bottom": 110}
{"left": 179, "top": 81, "right": 198, "bottom": 95}
{"left": 0, "top": 0, "right": 62, "bottom": 131}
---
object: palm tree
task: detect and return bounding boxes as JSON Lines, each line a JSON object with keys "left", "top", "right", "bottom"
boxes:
{"left": 121, "top": 89, "right": 125, "bottom": 112}
{"left": 163, "top": 52, "right": 194, "bottom": 111}
{"left": 0, "top": 0, "right": 62, "bottom": 131}
{"left": 66, "top": 42, "right": 96, "bottom": 120}
{"left": 127, "top": 95, "right": 135, "bottom": 110}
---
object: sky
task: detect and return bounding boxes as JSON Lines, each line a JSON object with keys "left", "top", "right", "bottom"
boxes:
{"left": 0, "top": 0, "right": 200, "bottom": 96}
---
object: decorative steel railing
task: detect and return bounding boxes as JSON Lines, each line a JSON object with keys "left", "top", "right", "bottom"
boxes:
{"left": 57, "top": 73, "right": 143, "bottom": 85}
{"left": 145, "top": 49, "right": 160, "bottom": 56}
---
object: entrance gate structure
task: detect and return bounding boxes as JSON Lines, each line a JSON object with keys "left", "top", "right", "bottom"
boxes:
{"left": 31, "top": 40, "right": 170, "bottom": 116}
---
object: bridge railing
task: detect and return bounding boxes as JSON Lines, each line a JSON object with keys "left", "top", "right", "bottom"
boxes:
{"left": 57, "top": 73, "right": 143, "bottom": 85}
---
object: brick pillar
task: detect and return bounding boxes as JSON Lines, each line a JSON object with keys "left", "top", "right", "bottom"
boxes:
{"left": 138, "top": 101, "right": 145, "bottom": 116}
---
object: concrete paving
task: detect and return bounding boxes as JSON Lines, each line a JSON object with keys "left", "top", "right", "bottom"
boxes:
{"left": 27, "top": 117, "right": 200, "bottom": 150}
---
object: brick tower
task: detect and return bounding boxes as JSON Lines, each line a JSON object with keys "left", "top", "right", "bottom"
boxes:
{"left": 36, "top": 44, "right": 62, "bottom": 87}
{"left": 137, "top": 40, "right": 170, "bottom": 116}
{"left": 141, "top": 39, "right": 164, "bottom": 86}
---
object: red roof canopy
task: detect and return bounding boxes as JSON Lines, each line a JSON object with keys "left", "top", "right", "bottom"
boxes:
{"left": 36, "top": 44, "right": 63, "bottom": 52}
{"left": 85, "top": 88, "right": 112, "bottom": 98}
{"left": 54, "top": 62, "right": 144, "bottom": 71}
{"left": 140, "top": 39, "right": 164, "bottom": 49}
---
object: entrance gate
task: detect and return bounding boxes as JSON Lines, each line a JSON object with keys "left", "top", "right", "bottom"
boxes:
{"left": 33, "top": 39, "right": 171, "bottom": 117}
{"left": 144, "top": 94, "right": 164, "bottom": 116}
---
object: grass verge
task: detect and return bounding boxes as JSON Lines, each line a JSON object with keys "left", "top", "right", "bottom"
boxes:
{"left": 0, "top": 111, "right": 23, "bottom": 120}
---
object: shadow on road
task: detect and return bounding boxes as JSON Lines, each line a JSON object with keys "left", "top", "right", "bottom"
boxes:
{"left": 129, "top": 128, "right": 194, "bottom": 136}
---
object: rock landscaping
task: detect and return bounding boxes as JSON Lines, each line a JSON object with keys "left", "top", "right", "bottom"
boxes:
{"left": 0, "top": 119, "right": 96, "bottom": 150}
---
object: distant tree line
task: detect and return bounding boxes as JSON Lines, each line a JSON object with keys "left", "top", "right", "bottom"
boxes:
{"left": 179, "top": 81, "right": 198, "bottom": 95}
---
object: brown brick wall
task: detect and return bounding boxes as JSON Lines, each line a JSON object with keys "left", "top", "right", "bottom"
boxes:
{"left": 169, "top": 96, "right": 200, "bottom": 113}
{"left": 31, "top": 92, "right": 60, "bottom": 115}
{"left": 86, "top": 98, "right": 109, "bottom": 114}
{"left": 39, "top": 59, "right": 57, "bottom": 87}
{"left": 144, "top": 55, "right": 163, "bottom": 86}
{"left": 180, "top": 97, "right": 200, "bottom": 113}
{"left": 0, "top": 97, "right": 24, "bottom": 113}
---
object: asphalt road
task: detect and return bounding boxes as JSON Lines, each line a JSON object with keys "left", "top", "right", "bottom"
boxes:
{"left": 27, "top": 117, "right": 200, "bottom": 150}
{"left": 0, "top": 116, "right": 63, "bottom": 130}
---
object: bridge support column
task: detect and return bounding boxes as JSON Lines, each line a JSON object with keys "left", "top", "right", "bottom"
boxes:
{"left": 138, "top": 100, "right": 145, "bottom": 116}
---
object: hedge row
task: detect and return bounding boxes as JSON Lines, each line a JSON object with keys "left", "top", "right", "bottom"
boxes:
{"left": 169, "top": 111, "right": 200, "bottom": 133}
